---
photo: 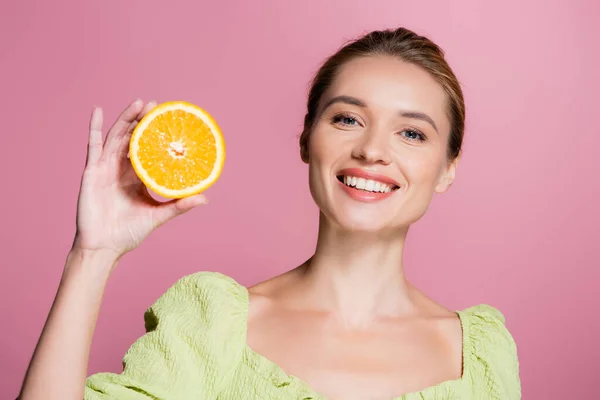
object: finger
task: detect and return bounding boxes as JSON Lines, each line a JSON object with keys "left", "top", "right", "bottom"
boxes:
{"left": 102, "top": 99, "right": 144, "bottom": 160}
{"left": 139, "top": 100, "right": 157, "bottom": 118}
{"left": 120, "top": 100, "right": 157, "bottom": 159}
{"left": 153, "top": 194, "right": 208, "bottom": 226}
{"left": 87, "top": 107, "right": 104, "bottom": 166}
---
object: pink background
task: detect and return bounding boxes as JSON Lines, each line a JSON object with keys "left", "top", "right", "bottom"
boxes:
{"left": 1, "top": 1, "right": 599, "bottom": 398}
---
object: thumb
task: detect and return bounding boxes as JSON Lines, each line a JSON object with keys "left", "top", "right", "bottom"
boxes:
{"left": 154, "top": 194, "right": 208, "bottom": 225}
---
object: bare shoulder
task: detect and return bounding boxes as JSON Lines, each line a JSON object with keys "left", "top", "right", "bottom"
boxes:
{"left": 436, "top": 311, "right": 464, "bottom": 365}
{"left": 427, "top": 301, "right": 462, "bottom": 345}
{"left": 246, "top": 286, "right": 272, "bottom": 321}
{"left": 409, "top": 286, "right": 464, "bottom": 362}
{"left": 245, "top": 268, "right": 308, "bottom": 355}
{"left": 246, "top": 267, "right": 302, "bottom": 320}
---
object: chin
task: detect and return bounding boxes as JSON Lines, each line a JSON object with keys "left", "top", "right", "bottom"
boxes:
{"left": 342, "top": 220, "right": 394, "bottom": 234}
{"left": 323, "top": 206, "right": 403, "bottom": 234}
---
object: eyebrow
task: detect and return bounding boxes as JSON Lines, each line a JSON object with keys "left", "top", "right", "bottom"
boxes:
{"left": 321, "top": 95, "right": 366, "bottom": 110}
{"left": 321, "top": 95, "right": 439, "bottom": 133}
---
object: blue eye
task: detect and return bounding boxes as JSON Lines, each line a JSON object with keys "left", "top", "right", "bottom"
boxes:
{"left": 332, "top": 113, "right": 360, "bottom": 126}
{"left": 400, "top": 129, "right": 426, "bottom": 142}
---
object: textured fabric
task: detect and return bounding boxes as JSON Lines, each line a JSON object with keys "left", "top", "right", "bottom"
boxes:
{"left": 84, "top": 272, "right": 521, "bottom": 400}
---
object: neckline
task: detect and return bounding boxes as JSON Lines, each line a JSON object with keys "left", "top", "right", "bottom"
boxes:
{"left": 238, "top": 283, "right": 471, "bottom": 399}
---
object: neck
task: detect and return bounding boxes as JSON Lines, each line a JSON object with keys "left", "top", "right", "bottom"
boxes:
{"left": 298, "top": 213, "right": 415, "bottom": 327}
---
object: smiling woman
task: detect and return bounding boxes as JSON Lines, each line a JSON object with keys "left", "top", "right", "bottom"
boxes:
{"left": 19, "top": 27, "right": 520, "bottom": 400}
{"left": 306, "top": 54, "right": 459, "bottom": 234}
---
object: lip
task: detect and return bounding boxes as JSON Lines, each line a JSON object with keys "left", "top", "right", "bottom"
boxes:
{"left": 335, "top": 167, "right": 400, "bottom": 203}
{"left": 336, "top": 168, "right": 400, "bottom": 188}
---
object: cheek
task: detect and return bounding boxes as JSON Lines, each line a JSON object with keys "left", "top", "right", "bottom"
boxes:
{"left": 306, "top": 129, "right": 327, "bottom": 188}
{"left": 307, "top": 125, "right": 340, "bottom": 164}
{"left": 307, "top": 126, "right": 346, "bottom": 206}
{"left": 400, "top": 152, "right": 445, "bottom": 187}
{"left": 307, "top": 142, "right": 332, "bottom": 198}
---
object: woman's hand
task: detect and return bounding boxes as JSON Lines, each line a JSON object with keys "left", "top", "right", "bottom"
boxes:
{"left": 72, "top": 99, "right": 208, "bottom": 260}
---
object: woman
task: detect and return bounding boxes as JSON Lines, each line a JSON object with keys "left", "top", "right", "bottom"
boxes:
{"left": 19, "top": 27, "right": 521, "bottom": 400}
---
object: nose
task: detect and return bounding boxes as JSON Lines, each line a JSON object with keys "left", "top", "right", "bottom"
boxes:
{"left": 351, "top": 129, "right": 392, "bottom": 165}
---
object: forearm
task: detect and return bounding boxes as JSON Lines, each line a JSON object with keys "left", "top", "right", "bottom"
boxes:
{"left": 19, "top": 249, "right": 118, "bottom": 400}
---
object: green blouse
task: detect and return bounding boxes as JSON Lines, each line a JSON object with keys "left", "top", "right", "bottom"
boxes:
{"left": 84, "top": 272, "right": 521, "bottom": 399}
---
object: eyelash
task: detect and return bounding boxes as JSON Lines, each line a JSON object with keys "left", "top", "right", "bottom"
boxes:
{"left": 331, "top": 113, "right": 360, "bottom": 127}
{"left": 330, "top": 112, "right": 427, "bottom": 142}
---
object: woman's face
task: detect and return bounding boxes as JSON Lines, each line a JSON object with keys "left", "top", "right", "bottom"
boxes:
{"left": 308, "top": 55, "right": 458, "bottom": 233}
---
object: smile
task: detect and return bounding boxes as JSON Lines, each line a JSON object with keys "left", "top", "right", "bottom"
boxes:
{"left": 336, "top": 175, "right": 398, "bottom": 193}
{"left": 335, "top": 168, "right": 400, "bottom": 203}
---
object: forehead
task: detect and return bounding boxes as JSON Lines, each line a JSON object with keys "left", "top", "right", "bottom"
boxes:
{"left": 324, "top": 56, "right": 449, "bottom": 130}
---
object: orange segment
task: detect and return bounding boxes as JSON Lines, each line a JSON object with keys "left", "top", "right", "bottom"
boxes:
{"left": 129, "top": 101, "right": 225, "bottom": 198}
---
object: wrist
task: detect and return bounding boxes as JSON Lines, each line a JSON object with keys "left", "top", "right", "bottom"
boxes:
{"left": 65, "top": 247, "right": 120, "bottom": 279}
{"left": 69, "top": 246, "right": 120, "bottom": 261}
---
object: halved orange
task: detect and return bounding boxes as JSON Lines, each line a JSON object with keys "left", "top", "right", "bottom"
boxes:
{"left": 129, "top": 101, "right": 225, "bottom": 199}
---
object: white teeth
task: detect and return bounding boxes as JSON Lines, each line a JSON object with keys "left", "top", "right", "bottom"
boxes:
{"left": 341, "top": 175, "right": 395, "bottom": 193}
{"left": 356, "top": 178, "right": 366, "bottom": 190}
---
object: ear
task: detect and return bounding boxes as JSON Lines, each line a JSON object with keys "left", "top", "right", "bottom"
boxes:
{"left": 435, "top": 152, "right": 461, "bottom": 194}
{"left": 300, "top": 144, "right": 310, "bottom": 164}
{"left": 299, "top": 129, "right": 311, "bottom": 164}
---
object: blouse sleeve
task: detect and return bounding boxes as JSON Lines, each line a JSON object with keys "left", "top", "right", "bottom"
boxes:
{"left": 463, "top": 304, "right": 522, "bottom": 400}
{"left": 84, "top": 272, "right": 248, "bottom": 400}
